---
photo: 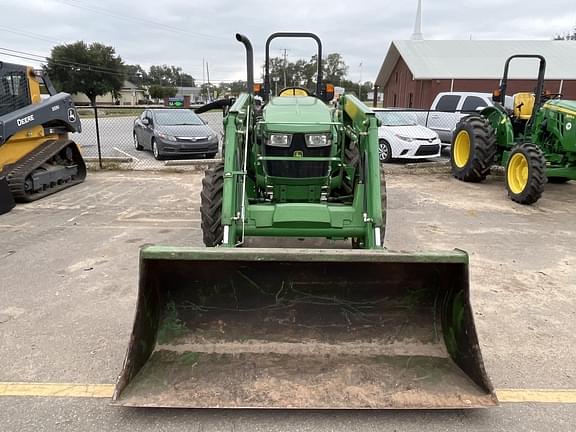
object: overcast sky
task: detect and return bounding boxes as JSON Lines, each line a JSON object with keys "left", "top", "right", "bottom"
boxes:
{"left": 2, "top": 0, "right": 575, "bottom": 84}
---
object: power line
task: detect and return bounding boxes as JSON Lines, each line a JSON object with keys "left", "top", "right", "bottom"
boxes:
{"left": 0, "top": 25, "right": 61, "bottom": 44}
{"left": 0, "top": 47, "right": 127, "bottom": 74}
{"left": 0, "top": 47, "right": 244, "bottom": 83}
{"left": 56, "top": 0, "right": 227, "bottom": 41}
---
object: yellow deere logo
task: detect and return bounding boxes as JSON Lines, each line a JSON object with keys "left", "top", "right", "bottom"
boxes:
{"left": 293, "top": 150, "right": 303, "bottom": 158}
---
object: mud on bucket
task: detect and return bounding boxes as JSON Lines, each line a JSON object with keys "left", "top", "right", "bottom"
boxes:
{"left": 113, "top": 246, "right": 497, "bottom": 409}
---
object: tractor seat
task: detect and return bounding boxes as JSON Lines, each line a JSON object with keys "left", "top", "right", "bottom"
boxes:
{"left": 278, "top": 87, "right": 310, "bottom": 97}
{"left": 513, "top": 92, "right": 535, "bottom": 120}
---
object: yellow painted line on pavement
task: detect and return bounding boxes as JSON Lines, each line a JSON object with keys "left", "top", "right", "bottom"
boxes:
{"left": 496, "top": 389, "right": 576, "bottom": 404}
{"left": 0, "top": 382, "right": 114, "bottom": 398}
{"left": 1, "top": 383, "right": 576, "bottom": 404}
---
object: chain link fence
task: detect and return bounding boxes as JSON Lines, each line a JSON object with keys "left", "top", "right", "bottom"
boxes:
{"left": 73, "top": 106, "right": 225, "bottom": 170}
{"left": 73, "top": 105, "right": 477, "bottom": 169}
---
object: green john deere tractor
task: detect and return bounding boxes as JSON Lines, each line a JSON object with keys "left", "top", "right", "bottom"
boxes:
{"left": 451, "top": 54, "right": 576, "bottom": 204}
{"left": 112, "top": 33, "right": 496, "bottom": 410}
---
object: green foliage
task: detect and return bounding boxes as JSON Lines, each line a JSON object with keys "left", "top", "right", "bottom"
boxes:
{"left": 217, "top": 80, "right": 249, "bottom": 96}
{"left": 124, "top": 64, "right": 147, "bottom": 87}
{"left": 149, "top": 84, "right": 177, "bottom": 100}
{"left": 46, "top": 41, "right": 125, "bottom": 106}
{"left": 146, "top": 64, "right": 195, "bottom": 87}
{"left": 324, "top": 53, "right": 348, "bottom": 83}
{"left": 262, "top": 52, "right": 371, "bottom": 98}
{"left": 554, "top": 26, "right": 576, "bottom": 40}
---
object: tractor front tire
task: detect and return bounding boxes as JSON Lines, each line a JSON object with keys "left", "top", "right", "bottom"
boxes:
{"left": 451, "top": 115, "right": 496, "bottom": 182}
{"left": 505, "top": 143, "right": 547, "bottom": 205}
{"left": 200, "top": 162, "right": 224, "bottom": 246}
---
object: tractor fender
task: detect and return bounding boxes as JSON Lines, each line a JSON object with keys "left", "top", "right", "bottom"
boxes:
{"left": 479, "top": 106, "right": 514, "bottom": 148}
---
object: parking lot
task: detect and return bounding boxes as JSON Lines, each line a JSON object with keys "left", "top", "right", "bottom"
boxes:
{"left": 1, "top": 168, "right": 575, "bottom": 431}
{"left": 72, "top": 111, "right": 225, "bottom": 169}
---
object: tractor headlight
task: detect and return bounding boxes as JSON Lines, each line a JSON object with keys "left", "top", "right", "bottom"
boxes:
{"left": 395, "top": 135, "right": 413, "bottom": 142}
{"left": 305, "top": 134, "right": 331, "bottom": 147}
{"left": 267, "top": 134, "right": 292, "bottom": 147}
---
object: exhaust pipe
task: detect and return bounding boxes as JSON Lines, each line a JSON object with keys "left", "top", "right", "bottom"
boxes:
{"left": 235, "top": 33, "right": 254, "bottom": 94}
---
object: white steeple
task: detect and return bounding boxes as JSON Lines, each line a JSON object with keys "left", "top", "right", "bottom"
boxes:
{"left": 411, "top": 0, "right": 424, "bottom": 40}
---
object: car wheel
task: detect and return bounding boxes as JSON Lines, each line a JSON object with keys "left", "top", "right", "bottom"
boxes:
{"left": 133, "top": 133, "right": 143, "bottom": 150}
{"left": 379, "top": 140, "right": 392, "bottom": 163}
{"left": 152, "top": 139, "right": 163, "bottom": 160}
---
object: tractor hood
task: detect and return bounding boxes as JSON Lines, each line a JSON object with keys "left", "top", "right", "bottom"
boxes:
{"left": 544, "top": 99, "right": 576, "bottom": 116}
{"left": 263, "top": 96, "right": 332, "bottom": 133}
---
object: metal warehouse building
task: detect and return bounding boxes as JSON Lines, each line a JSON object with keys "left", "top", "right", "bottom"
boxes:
{"left": 374, "top": 40, "right": 576, "bottom": 109}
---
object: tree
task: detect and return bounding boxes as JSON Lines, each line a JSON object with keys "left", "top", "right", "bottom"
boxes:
{"left": 262, "top": 52, "right": 349, "bottom": 92}
{"left": 554, "top": 26, "right": 576, "bottom": 40}
{"left": 146, "top": 65, "right": 195, "bottom": 88}
{"left": 148, "top": 84, "right": 177, "bottom": 100}
{"left": 124, "top": 64, "right": 147, "bottom": 87}
{"left": 46, "top": 41, "right": 124, "bottom": 106}
{"left": 323, "top": 53, "right": 348, "bottom": 84}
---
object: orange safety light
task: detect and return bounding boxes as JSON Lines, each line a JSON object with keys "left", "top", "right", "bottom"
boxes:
{"left": 253, "top": 83, "right": 262, "bottom": 93}
{"left": 326, "top": 83, "right": 334, "bottom": 93}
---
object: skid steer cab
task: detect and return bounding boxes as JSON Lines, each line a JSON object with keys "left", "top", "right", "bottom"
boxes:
{"left": 113, "top": 32, "right": 497, "bottom": 410}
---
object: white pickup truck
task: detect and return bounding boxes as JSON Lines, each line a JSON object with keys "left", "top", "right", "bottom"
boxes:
{"left": 416, "top": 92, "right": 513, "bottom": 146}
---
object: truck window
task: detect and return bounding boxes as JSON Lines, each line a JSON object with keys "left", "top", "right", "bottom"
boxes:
{"left": 462, "top": 96, "right": 487, "bottom": 112}
{"left": 435, "top": 95, "right": 460, "bottom": 112}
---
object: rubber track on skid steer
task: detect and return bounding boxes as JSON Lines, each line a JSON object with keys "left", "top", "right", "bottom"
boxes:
{"left": 6, "top": 139, "right": 86, "bottom": 203}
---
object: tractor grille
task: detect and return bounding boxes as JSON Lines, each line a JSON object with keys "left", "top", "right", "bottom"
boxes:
{"left": 414, "top": 144, "right": 440, "bottom": 156}
{"left": 263, "top": 133, "right": 331, "bottom": 178}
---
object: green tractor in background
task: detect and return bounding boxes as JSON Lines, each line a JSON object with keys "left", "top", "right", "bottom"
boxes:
{"left": 451, "top": 54, "right": 576, "bottom": 204}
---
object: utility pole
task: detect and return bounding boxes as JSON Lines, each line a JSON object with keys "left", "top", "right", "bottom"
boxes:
{"left": 280, "top": 48, "right": 289, "bottom": 88}
{"left": 206, "top": 61, "right": 211, "bottom": 102}
{"left": 202, "top": 58, "right": 206, "bottom": 102}
{"left": 358, "top": 62, "right": 363, "bottom": 100}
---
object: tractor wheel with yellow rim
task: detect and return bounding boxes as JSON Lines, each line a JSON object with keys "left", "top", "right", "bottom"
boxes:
{"left": 505, "top": 143, "right": 547, "bottom": 205}
{"left": 450, "top": 115, "right": 496, "bottom": 182}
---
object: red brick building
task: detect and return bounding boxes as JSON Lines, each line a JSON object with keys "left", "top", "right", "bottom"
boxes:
{"left": 374, "top": 40, "right": 576, "bottom": 109}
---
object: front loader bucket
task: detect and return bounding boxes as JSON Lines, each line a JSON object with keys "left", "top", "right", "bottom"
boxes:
{"left": 113, "top": 246, "right": 497, "bottom": 409}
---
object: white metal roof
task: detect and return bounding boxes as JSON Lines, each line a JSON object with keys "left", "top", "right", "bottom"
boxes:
{"left": 375, "top": 40, "right": 576, "bottom": 86}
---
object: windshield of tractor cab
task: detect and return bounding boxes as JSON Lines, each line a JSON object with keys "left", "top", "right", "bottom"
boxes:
{"left": 153, "top": 110, "right": 204, "bottom": 126}
{"left": 375, "top": 111, "right": 418, "bottom": 126}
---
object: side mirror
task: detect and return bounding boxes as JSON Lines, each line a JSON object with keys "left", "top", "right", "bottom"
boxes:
{"left": 142, "top": 118, "right": 150, "bottom": 126}
{"left": 475, "top": 106, "right": 485, "bottom": 112}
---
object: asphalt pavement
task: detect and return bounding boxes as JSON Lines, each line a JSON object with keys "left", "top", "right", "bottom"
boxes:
{"left": 1, "top": 170, "right": 575, "bottom": 431}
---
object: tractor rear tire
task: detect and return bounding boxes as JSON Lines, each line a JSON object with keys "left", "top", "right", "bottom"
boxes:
{"left": 451, "top": 115, "right": 496, "bottom": 182}
{"left": 200, "top": 162, "right": 224, "bottom": 246}
{"left": 505, "top": 143, "right": 547, "bottom": 205}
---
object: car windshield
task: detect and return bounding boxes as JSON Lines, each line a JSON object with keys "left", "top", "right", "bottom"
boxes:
{"left": 153, "top": 110, "right": 204, "bottom": 126}
{"left": 375, "top": 111, "right": 417, "bottom": 126}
